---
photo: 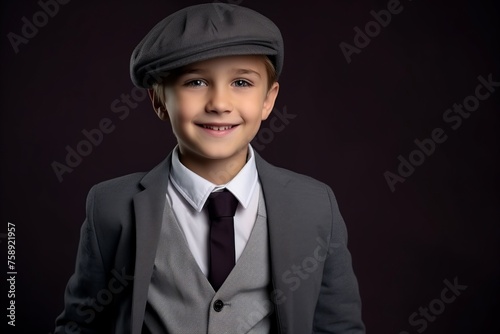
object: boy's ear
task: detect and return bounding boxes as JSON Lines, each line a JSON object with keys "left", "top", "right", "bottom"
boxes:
{"left": 148, "top": 89, "right": 169, "bottom": 121}
{"left": 261, "top": 82, "right": 280, "bottom": 120}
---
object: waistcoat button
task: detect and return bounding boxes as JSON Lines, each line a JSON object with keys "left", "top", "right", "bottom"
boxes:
{"left": 213, "top": 299, "right": 224, "bottom": 312}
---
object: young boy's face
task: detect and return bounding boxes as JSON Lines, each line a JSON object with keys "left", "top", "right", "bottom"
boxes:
{"left": 156, "top": 55, "right": 279, "bottom": 169}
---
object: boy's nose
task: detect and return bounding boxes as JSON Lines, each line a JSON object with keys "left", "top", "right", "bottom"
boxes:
{"left": 205, "top": 86, "right": 233, "bottom": 114}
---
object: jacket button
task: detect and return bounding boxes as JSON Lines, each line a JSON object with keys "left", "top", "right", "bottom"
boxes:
{"left": 213, "top": 299, "right": 224, "bottom": 312}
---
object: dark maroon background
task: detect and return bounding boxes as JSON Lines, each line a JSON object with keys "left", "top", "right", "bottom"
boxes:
{"left": 1, "top": 0, "right": 499, "bottom": 333}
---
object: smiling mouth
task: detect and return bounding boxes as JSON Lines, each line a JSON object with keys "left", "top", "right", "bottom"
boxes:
{"left": 199, "top": 124, "right": 237, "bottom": 131}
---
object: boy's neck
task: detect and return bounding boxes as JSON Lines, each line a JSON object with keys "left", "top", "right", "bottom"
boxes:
{"left": 178, "top": 147, "right": 249, "bottom": 185}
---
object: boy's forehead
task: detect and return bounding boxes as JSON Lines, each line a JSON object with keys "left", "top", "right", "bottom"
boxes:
{"left": 166, "top": 56, "right": 266, "bottom": 83}
{"left": 130, "top": 3, "right": 283, "bottom": 89}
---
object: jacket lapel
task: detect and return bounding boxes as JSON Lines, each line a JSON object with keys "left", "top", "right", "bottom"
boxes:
{"left": 131, "top": 153, "right": 172, "bottom": 334}
{"left": 255, "top": 152, "right": 296, "bottom": 333}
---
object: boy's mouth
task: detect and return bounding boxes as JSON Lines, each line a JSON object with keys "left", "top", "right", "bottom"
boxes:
{"left": 197, "top": 124, "right": 238, "bottom": 131}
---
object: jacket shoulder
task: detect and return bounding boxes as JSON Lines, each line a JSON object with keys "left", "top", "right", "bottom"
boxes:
{"left": 259, "top": 158, "right": 334, "bottom": 198}
{"left": 86, "top": 172, "right": 147, "bottom": 222}
{"left": 91, "top": 172, "right": 147, "bottom": 196}
{"left": 272, "top": 165, "right": 330, "bottom": 189}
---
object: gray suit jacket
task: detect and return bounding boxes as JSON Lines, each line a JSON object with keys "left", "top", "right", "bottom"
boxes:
{"left": 55, "top": 152, "right": 365, "bottom": 334}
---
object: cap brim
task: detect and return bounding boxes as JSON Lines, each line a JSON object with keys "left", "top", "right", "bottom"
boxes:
{"left": 134, "top": 44, "right": 278, "bottom": 88}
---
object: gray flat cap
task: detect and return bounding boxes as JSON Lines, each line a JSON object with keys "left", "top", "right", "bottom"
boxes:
{"left": 130, "top": 3, "right": 284, "bottom": 88}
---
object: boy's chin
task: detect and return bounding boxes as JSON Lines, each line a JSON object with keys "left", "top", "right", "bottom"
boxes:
{"left": 205, "top": 147, "right": 248, "bottom": 161}
{"left": 187, "top": 144, "right": 249, "bottom": 162}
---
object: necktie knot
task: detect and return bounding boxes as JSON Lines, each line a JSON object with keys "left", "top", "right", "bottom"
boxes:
{"left": 207, "top": 189, "right": 239, "bottom": 219}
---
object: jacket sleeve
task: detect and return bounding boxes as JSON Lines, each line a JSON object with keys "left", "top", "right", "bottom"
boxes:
{"left": 312, "top": 185, "right": 365, "bottom": 333}
{"left": 54, "top": 186, "right": 114, "bottom": 333}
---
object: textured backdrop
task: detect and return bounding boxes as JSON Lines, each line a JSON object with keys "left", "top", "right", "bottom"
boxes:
{"left": 1, "top": 0, "right": 499, "bottom": 333}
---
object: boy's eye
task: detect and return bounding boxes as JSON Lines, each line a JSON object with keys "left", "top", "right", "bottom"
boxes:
{"left": 233, "top": 79, "right": 252, "bottom": 87}
{"left": 185, "top": 79, "right": 207, "bottom": 87}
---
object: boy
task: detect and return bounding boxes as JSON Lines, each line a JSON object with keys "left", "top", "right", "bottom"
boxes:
{"left": 55, "top": 3, "right": 365, "bottom": 333}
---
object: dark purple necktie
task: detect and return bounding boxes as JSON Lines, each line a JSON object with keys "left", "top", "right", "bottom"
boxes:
{"left": 207, "top": 189, "right": 239, "bottom": 291}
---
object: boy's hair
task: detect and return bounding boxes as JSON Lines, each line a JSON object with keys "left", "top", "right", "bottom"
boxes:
{"left": 152, "top": 55, "right": 277, "bottom": 106}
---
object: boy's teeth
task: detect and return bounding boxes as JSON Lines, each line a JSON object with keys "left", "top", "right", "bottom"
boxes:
{"left": 202, "top": 125, "right": 233, "bottom": 131}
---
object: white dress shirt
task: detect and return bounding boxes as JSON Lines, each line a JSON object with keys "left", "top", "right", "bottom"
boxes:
{"left": 166, "top": 145, "right": 261, "bottom": 276}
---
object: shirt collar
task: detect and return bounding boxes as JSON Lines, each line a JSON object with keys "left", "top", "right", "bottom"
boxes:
{"left": 170, "top": 145, "right": 258, "bottom": 212}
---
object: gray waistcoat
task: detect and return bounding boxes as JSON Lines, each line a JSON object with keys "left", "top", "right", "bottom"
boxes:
{"left": 143, "top": 191, "right": 273, "bottom": 334}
